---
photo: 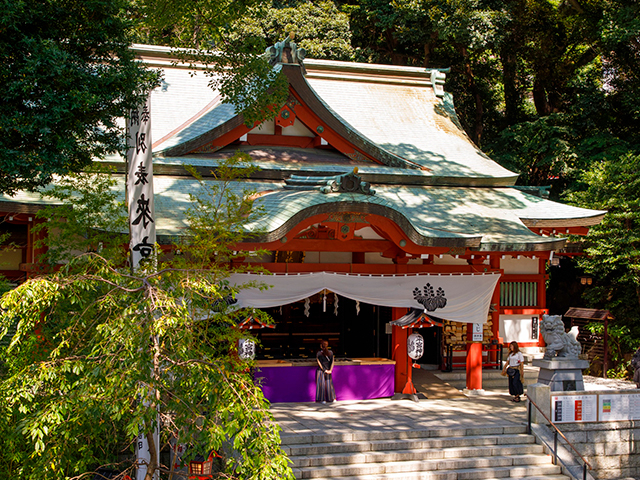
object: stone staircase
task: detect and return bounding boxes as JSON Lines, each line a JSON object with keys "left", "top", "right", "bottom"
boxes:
{"left": 432, "top": 365, "right": 541, "bottom": 391}
{"left": 283, "top": 424, "right": 570, "bottom": 480}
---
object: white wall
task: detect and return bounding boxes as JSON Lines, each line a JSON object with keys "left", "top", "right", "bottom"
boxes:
{"left": 433, "top": 255, "right": 472, "bottom": 266}
{"left": 500, "top": 256, "right": 540, "bottom": 274}
{"left": 500, "top": 314, "right": 541, "bottom": 344}
{"left": 282, "top": 119, "right": 314, "bottom": 137}
{"left": 250, "top": 119, "right": 275, "bottom": 135}
{"left": 355, "top": 226, "right": 384, "bottom": 240}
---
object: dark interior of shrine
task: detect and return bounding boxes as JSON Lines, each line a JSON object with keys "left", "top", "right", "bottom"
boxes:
{"left": 253, "top": 294, "right": 443, "bottom": 366}
{"left": 254, "top": 294, "right": 390, "bottom": 359}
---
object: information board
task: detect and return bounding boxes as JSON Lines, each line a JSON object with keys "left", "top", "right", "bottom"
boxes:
{"left": 599, "top": 393, "right": 640, "bottom": 421}
{"left": 472, "top": 323, "right": 483, "bottom": 342}
{"left": 552, "top": 394, "right": 598, "bottom": 423}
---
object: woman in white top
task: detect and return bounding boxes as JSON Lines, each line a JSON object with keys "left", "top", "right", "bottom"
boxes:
{"left": 502, "top": 341, "right": 524, "bottom": 402}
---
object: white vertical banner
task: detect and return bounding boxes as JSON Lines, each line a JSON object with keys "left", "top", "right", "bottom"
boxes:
{"left": 127, "top": 96, "right": 156, "bottom": 270}
{"left": 127, "top": 97, "right": 159, "bottom": 480}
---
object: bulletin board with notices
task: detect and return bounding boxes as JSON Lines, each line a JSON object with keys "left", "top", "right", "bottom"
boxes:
{"left": 598, "top": 393, "right": 640, "bottom": 421}
{"left": 552, "top": 394, "right": 597, "bottom": 423}
{"left": 551, "top": 392, "right": 640, "bottom": 423}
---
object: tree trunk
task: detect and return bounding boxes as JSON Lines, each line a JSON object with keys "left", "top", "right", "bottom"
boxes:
{"left": 501, "top": 47, "right": 520, "bottom": 125}
{"left": 144, "top": 430, "right": 159, "bottom": 480}
{"left": 533, "top": 78, "right": 552, "bottom": 116}
{"left": 422, "top": 32, "right": 439, "bottom": 68}
{"left": 458, "top": 45, "right": 484, "bottom": 145}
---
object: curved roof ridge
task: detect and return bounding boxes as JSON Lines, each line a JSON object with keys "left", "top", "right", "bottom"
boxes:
{"left": 284, "top": 64, "right": 424, "bottom": 171}
{"left": 152, "top": 94, "right": 224, "bottom": 150}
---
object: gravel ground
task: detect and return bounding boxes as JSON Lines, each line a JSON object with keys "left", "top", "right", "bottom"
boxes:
{"left": 583, "top": 375, "right": 637, "bottom": 390}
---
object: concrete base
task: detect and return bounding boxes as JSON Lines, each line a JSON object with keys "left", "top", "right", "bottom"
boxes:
{"left": 463, "top": 388, "right": 487, "bottom": 396}
{"left": 533, "top": 358, "right": 589, "bottom": 392}
{"left": 391, "top": 392, "right": 427, "bottom": 402}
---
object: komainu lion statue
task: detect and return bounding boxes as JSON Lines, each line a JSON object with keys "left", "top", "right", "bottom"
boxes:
{"left": 541, "top": 314, "right": 582, "bottom": 360}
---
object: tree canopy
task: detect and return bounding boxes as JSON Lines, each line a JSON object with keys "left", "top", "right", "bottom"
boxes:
{"left": 0, "top": 0, "right": 157, "bottom": 195}
{"left": 0, "top": 159, "right": 293, "bottom": 480}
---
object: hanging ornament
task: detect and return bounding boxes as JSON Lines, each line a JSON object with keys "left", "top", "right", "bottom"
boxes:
{"left": 279, "top": 306, "right": 283, "bottom": 316}
{"left": 355, "top": 300, "right": 360, "bottom": 315}
{"left": 407, "top": 333, "right": 424, "bottom": 360}
{"left": 238, "top": 338, "right": 256, "bottom": 360}
{"left": 323, "top": 289, "right": 327, "bottom": 312}
{"left": 304, "top": 297, "right": 310, "bottom": 317}
{"left": 333, "top": 294, "right": 339, "bottom": 316}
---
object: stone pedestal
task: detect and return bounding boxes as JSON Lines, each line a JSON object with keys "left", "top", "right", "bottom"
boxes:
{"left": 526, "top": 383, "right": 550, "bottom": 424}
{"left": 533, "top": 358, "right": 589, "bottom": 391}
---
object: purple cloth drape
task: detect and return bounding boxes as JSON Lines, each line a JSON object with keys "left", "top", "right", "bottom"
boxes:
{"left": 256, "top": 364, "right": 395, "bottom": 403}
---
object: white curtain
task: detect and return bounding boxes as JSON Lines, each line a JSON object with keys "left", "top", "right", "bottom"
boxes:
{"left": 227, "top": 272, "right": 500, "bottom": 324}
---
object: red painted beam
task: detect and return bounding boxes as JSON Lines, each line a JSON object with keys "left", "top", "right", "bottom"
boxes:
{"left": 246, "top": 133, "right": 314, "bottom": 148}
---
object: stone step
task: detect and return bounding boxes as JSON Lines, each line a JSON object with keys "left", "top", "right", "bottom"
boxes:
{"left": 281, "top": 425, "right": 528, "bottom": 446}
{"left": 285, "top": 434, "right": 536, "bottom": 457}
{"left": 294, "top": 461, "right": 564, "bottom": 479}
{"left": 291, "top": 445, "right": 546, "bottom": 468}
{"left": 307, "top": 474, "right": 570, "bottom": 480}
{"left": 435, "top": 364, "right": 540, "bottom": 376}
{"left": 433, "top": 367, "right": 539, "bottom": 391}
{"left": 283, "top": 409, "right": 566, "bottom": 480}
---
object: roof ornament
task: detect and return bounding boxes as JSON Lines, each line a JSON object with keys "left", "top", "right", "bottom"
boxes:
{"left": 284, "top": 167, "right": 375, "bottom": 195}
{"left": 266, "top": 32, "right": 307, "bottom": 71}
{"left": 430, "top": 69, "right": 449, "bottom": 97}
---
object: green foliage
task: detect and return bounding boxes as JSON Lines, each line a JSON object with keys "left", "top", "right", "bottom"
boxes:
{"left": 0, "top": 0, "right": 158, "bottom": 195}
{"left": 342, "top": 0, "right": 510, "bottom": 144}
{"left": 565, "top": 153, "right": 640, "bottom": 375}
{"left": 135, "top": 0, "right": 260, "bottom": 49}
{"left": 340, "top": 0, "right": 640, "bottom": 155}
{"left": 568, "top": 153, "right": 640, "bottom": 296}
{"left": 584, "top": 321, "right": 638, "bottom": 379}
{"left": 207, "top": 49, "right": 291, "bottom": 128}
{"left": 134, "top": 0, "right": 292, "bottom": 127}
{"left": 0, "top": 157, "right": 293, "bottom": 480}
{"left": 227, "top": 0, "right": 355, "bottom": 61}
{"left": 487, "top": 114, "right": 577, "bottom": 190}
{"left": 179, "top": 154, "right": 267, "bottom": 269}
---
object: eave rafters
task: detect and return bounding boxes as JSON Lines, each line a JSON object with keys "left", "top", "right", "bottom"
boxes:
{"left": 527, "top": 226, "right": 591, "bottom": 236}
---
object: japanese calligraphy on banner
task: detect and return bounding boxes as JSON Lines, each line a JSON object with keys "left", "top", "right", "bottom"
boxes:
{"left": 127, "top": 97, "right": 156, "bottom": 269}
{"left": 127, "top": 98, "right": 159, "bottom": 480}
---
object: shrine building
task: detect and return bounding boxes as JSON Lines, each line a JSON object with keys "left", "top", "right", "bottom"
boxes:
{"left": 0, "top": 41, "right": 605, "bottom": 400}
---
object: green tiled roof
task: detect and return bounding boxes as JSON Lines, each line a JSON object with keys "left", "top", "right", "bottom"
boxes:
{"left": 0, "top": 46, "right": 604, "bottom": 253}
{"left": 0, "top": 174, "right": 604, "bottom": 251}
{"left": 143, "top": 52, "right": 518, "bottom": 186}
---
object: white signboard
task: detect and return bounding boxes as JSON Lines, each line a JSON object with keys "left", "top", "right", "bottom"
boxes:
{"left": 472, "top": 323, "right": 483, "bottom": 342}
{"left": 599, "top": 393, "right": 640, "bottom": 422}
{"left": 552, "top": 394, "right": 597, "bottom": 423}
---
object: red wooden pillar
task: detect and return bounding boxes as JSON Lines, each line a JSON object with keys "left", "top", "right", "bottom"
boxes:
{"left": 466, "top": 324, "right": 483, "bottom": 390}
{"left": 391, "top": 307, "right": 409, "bottom": 393}
{"left": 466, "top": 342, "right": 483, "bottom": 390}
{"left": 28, "top": 217, "right": 48, "bottom": 279}
{"left": 490, "top": 255, "right": 502, "bottom": 342}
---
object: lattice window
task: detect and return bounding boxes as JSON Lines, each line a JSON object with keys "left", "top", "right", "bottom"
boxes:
{"left": 500, "top": 281, "right": 538, "bottom": 307}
